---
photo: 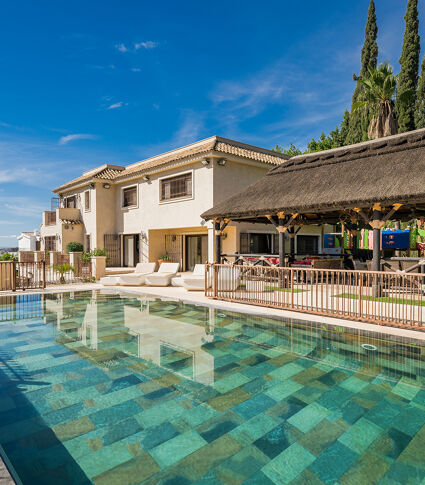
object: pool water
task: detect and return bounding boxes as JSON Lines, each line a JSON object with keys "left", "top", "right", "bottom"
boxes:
{"left": 0, "top": 291, "right": 425, "bottom": 484}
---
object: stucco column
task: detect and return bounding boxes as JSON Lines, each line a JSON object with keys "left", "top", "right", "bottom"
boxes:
{"left": 70, "top": 252, "right": 82, "bottom": 276}
{"left": 91, "top": 256, "right": 106, "bottom": 280}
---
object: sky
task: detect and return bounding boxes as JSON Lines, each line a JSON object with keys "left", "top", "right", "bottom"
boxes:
{"left": 0, "top": 0, "right": 422, "bottom": 247}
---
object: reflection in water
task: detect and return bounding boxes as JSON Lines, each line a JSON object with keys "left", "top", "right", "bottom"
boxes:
{"left": 2, "top": 290, "right": 425, "bottom": 388}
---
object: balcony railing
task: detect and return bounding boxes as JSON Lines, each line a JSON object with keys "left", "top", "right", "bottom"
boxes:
{"left": 205, "top": 263, "right": 425, "bottom": 328}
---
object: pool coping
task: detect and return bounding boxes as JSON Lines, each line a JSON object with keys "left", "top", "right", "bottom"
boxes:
{"left": 2, "top": 283, "right": 425, "bottom": 342}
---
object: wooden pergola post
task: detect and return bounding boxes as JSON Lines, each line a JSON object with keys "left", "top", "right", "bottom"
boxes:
{"left": 278, "top": 212, "right": 285, "bottom": 268}
{"left": 214, "top": 220, "right": 221, "bottom": 264}
{"left": 371, "top": 203, "right": 382, "bottom": 273}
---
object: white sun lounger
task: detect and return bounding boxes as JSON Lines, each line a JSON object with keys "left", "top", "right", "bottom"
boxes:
{"left": 144, "top": 263, "right": 180, "bottom": 287}
{"left": 182, "top": 264, "right": 207, "bottom": 291}
{"left": 100, "top": 262, "right": 156, "bottom": 286}
{"left": 118, "top": 262, "right": 157, "bottom": 286}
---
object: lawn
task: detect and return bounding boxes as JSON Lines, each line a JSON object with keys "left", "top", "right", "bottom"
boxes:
{"left": 334, "top": 293, "right": 425, "bottom": 307}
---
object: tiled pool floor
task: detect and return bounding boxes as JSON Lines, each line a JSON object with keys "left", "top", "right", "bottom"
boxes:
{"left": 0, "top": 291, "right": 425, "bottom": 484}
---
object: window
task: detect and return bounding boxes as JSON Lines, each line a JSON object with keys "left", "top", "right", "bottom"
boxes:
{"left": 297, "top": 235, "right": 319, "bottom": 255}
{"left": 240, "top": 233, "right": 278, "bottom": 254}
{"left": 122, "top": 186, "right": 137, "bottom": 208}
{"left": 160, "top": 173, "right": 192, "bottom": 202}
{"left": 64, "top": 196, "right": 76, "bottom": 208}
{"left": 84, "top": 191, "right": 90, "bottom": 211}
{"left": 44, "top": 236, "right": 56, "bottom": 251}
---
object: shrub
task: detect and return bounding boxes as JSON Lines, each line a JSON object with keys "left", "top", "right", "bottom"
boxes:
{"left": 81, "top": 252, "right": 92, "bottom": 263}
{"left": 91, "top": 248, "right": 107, "bottom": 257}
{"left": 0, "top": 252, "right": 17, "bottom": 261}
{"left": 66, "top": 242, "right": 84, "bottom": 254}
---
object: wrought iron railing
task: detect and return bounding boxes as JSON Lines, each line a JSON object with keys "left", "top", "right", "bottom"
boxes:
{"left": 205, "top": 263, "right": 425, "bottom": 328}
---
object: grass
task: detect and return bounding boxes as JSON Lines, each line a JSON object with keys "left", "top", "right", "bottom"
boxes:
{"left": 334, "top": 293, "right": 425, "bottom": 307}
{"left": 264, "top": 286, "right": 307, "bottom": 293}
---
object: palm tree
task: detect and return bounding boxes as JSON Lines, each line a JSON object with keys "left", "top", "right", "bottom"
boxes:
{"left": 353, "top": 63, "right": 413, "bottom": 139}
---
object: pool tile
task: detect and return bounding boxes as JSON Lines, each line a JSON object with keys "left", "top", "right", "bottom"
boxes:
{"left": 338, "top": 417, "right": 382, "bottom": 453}
{"left": 215, "top": 445, "right": 269, "bottom": 483}
{"left": 230, "top": 413, "right": 277, "bottom": 446}
{"left": 288, "top": 402, "right": 330, "bottom": 433}
{"left": 92, "top": 452, "right": 160, "bottom": 484}
{"left": 265, "top": 379, "right": 303, "bottom": 402}
{"left": 309, "top": 441, "right": 358, "bottom": 483}
{"left": 232, "top": 394, "right": 276, "bottom": 420}
{"left": 262, "top": 442, "right": 315, "bottom": 483}
{"left": 52, "top": 415, "right": 95, "bottom": 441}
{"left": 298, "top": 418, "right": 347, "bottom": 456}
{"left": 254, "top": 421, "right": 301, "bottom": 459}
{"left": 150, "top": 430, "right": 207, "bottom": 468}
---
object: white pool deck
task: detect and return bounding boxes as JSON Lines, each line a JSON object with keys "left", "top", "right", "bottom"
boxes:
{"left": 2, "top": 282, "right": 425, "bottom": 341}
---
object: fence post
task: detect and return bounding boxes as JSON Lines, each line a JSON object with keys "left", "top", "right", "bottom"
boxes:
{"left": 213, "top": 264, "right": 218, "bottom": 298}
{"left": 290, "top": 269, "right": 294, "bottom": 309}
{"left": 358, "top": 273, "right": 362, "bottom": 319}
{"left": 12, "top": 261, "right": 16, "bottom": 292}
{"left": 42, "top": 261, "right": 46, "bottom": 289}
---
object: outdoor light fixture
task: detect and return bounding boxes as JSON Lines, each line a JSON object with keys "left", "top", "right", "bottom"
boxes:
{"left": 217, "top": 159, "right": 226, "bottom": 166}
{"left": 142, "top": 175, "right": 150, "bottom": 181}
{"left": 89, "top": 183, "right": 95, "bottom": 189}
{"left": 201, "top": 159, "right": 210, "bottom": 166}
{"left": 103, "top": 183, "right": 111, "bottom": 189}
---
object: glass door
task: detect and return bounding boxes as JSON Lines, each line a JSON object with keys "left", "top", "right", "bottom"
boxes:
{"left": 185, "top": 235, "right": 208, "bottom": 271}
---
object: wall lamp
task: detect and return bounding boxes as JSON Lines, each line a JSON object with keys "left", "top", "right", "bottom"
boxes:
{"left": 103, "top": 183, "right": 111, "bottom": 189}
{"left": 89, "top": 183, "right": 95, "bottom": 189}
{"left": 217, "top": 159, "right": 226, "bottom": 166}
{"left": 201, "top": 159, "right": 210, "bottom": 166}
{"left": 142, "top": 175, "right": 150, "bottom": 181}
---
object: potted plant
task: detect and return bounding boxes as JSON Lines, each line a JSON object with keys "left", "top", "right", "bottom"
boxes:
{"left": 158, "top": 253, "right": 172, "bottom": 265}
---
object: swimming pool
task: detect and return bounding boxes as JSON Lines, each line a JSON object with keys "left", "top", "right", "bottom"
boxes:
{"left": 0, "top": 290, "right": 425, "bottom": 484}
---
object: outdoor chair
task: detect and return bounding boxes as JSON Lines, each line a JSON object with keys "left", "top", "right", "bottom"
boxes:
{"left": 144, "top": 262, "right": 180, "bottom": 286}
{"left": 182, "top": 264, "right": 207, "bottom": 291}
{"left": 100, "top": 262, "right": 156, "bottom": 286}
{"left": 118, "top": 263, "right": 157, "bottom": 286}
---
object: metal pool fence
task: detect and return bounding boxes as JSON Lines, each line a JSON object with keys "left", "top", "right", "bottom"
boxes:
{"left": 0, "top": 261, "right": 92, "bottom": 291}
{"left": 205, "top": 263, "right": 425, "bottom": 328}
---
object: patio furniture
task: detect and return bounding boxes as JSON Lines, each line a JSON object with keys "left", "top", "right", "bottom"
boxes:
{"left": 144, "top": 263, "right": 180, "bottom": 287}
{"left": 100, "top": 262, "right": 156, "bottom": 286}
{"left": 118, "top": 262, "right": 157, "bottom": 286}
{"left": 182, "top": 264, "right": 206, "bottom": 291}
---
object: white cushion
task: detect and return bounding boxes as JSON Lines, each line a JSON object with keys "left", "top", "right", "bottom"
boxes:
{"left": 158, "top": 262, "right": 180, "bottom": 274}
{"left": 134, "top": 262, "right": 157, "bottom": 274}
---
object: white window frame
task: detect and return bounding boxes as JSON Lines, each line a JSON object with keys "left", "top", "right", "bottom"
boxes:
{"left": 158, "top": 169, "right": 194, "bottom": 205}
{"left": 84, "top": 190, "right": 91, "bottom": 212}
{"left": 121, "top": 184, "right": 138, "bottom": 210}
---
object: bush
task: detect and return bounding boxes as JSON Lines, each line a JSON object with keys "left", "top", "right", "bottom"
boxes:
{"left": 0, "top": 252, "right": 17, "bottom": 261}
{"left": 66, "top": 242, "right": 84, "bottom": 254}
{"left": 91, "top": 248, "right": 107, "bottom": 257}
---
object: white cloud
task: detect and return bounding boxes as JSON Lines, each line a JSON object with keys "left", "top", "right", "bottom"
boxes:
{"left": 59, "top": 134, "right": 97, "bottom": 145}
{"left": 4, "top": 203, "right": 46, "bottom": 217}
{"left": 131, "top": 67, "right": 142, "bottom": 72}
{"left": 115, "top": 42, "right": 128, "bottom": 53}
{"left": 134, "top": 41, "right": 157, "bottom": 50}
{"left": 0, "top": 235, "right": 17, "bottom": 239}
{"left": 107, "top": 101, "right": 128, "bottom": 110}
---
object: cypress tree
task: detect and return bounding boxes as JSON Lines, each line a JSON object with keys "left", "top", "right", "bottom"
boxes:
{"left": 345, "top": 0, "right": 378, "bottom": 144}
{"left": 396, "top": 0, "right": 420, "bottom": 133}
{"left": 414, "top": 55, "right": 425, "bottom": 129}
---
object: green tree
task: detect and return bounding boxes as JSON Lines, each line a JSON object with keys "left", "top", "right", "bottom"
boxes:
{"left": 346, "top": 0, "right": 378, "bottom": 144}
{"left": 396, "top": 0, "right": 420, "bottom": 133}
{"left": 353, "top": 63, "right": 413, "bottom": 139}
{"left": 273, "top": 143, "right": 302, "bottom": 157}
{"left": 414, "top": 55, "right": 425, "bottom": 128}
{"left": 307, "top": 132, "right": 333, "bottom": 152}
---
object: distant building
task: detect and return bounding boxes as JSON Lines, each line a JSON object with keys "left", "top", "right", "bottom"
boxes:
{"left": 17, "top": 230, "right": 40, "bottom": 252}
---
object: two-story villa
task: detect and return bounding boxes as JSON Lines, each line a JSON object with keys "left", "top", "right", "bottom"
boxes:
{"left": 40, "top": 136, "right": 327, "bottom": 269}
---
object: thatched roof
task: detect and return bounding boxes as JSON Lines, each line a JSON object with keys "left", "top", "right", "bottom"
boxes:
{"left": 202, "top": 129, "right": 425, "bottom": 222}
{"left": 54, "top": 136, "right": 287, "bottom": 193}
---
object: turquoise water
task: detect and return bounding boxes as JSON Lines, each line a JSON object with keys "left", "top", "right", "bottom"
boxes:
{"left": 0, "top": 290, "right": 425, "bottom": 484}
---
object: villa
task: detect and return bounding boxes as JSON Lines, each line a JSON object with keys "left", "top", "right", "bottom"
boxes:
{"left": 39, "top": 137, "right": 333, "bottom": 269}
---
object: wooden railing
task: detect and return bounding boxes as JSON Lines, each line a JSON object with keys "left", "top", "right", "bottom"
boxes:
{"left": 205, "top": 263, "right": 425, "bottom": 328}
{"left": 0, "top": 261, "right": 92, "bottom": 291}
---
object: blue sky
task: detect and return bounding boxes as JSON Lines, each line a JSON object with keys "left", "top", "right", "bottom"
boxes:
{"left": 0, "top": 0, "right": 422, "bottom": 246}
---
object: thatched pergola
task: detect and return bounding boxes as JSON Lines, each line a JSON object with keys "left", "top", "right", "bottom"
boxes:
{"left": 202, "top": 128, "right": 425, "bottom": 271}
